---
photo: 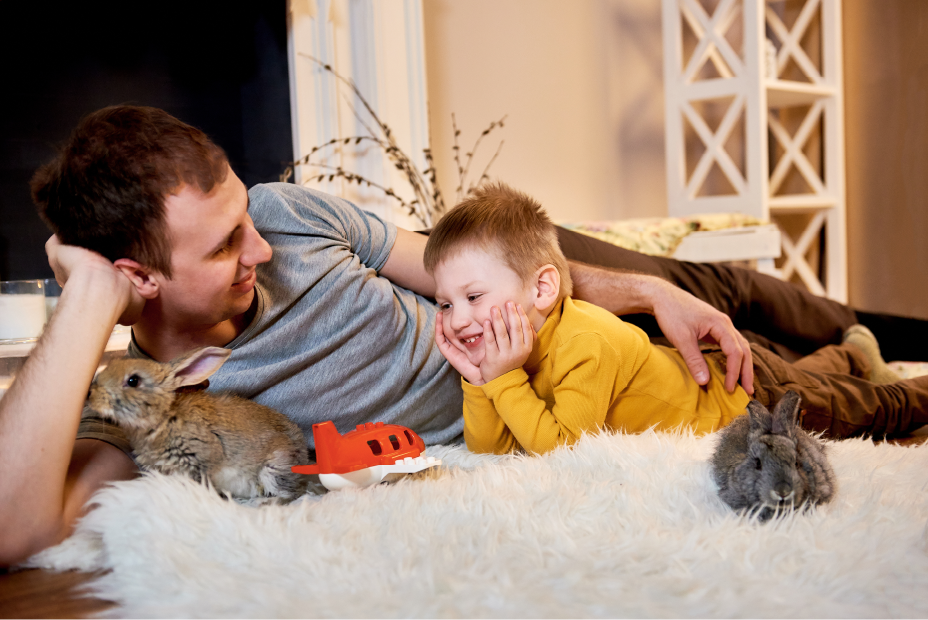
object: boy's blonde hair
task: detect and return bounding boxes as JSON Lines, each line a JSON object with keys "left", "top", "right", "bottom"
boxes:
{"left": 424, "top": 182, "right": 573, "bottom": 299}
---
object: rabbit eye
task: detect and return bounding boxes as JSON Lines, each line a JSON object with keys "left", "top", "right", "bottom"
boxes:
{"left": 754, "top": 458, "right": 763, "bottom": 470}
{"left": 126, "top": 375, "right": 140, "bottom": 388}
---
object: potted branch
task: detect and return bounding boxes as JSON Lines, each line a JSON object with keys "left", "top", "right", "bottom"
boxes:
{"left": 281, "top": 55, "right": 506, "bottom": 228}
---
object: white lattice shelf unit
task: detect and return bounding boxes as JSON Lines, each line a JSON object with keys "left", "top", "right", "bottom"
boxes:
{"left": 662, "top": 0, "right": 847, "bottom": 302}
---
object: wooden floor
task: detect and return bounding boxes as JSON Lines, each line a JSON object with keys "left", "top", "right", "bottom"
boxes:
{"left": 0, "top": 568, "right": 113, "bottom": 619}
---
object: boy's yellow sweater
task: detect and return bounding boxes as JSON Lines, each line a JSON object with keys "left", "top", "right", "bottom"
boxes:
{"left": 462, "top": 297, "right": 751, "bottom": 454}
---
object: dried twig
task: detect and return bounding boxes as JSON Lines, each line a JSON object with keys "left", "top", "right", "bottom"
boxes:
{"left": 458, "top": 115, "right": 507, "bottom": 202}
{"left": 285, "top": 55, "right": 505, "bottom": 226}
{"left": 452, "top": 113, "right": 465, "bottom": 201}
{"left": 471, "top": 139, "right": 505, "bottom": 195}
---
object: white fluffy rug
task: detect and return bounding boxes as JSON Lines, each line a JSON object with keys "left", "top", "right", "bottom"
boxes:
{"left": 25, "top": 430, "right": 928, "bottom": 618}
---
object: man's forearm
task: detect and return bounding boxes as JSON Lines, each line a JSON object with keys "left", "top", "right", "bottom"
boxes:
{"left": 0, "top": 266, "right": 127, "bottom": 564}
{"left": 568, "top": 260, "right": 668, "bottom": 315}
{"left": 567, "top": 259, "right": 754, "bottom": 393}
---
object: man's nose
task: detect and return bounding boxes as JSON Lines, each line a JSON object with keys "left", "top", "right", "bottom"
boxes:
{"left": 240, "top": 223, "right": 273, "bottom": 267}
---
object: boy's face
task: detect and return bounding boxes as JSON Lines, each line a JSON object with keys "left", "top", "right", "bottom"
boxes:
{"left": 153, "top": 166, "right": 273, "bottom": 327}
{"left": 433, "top": 247, "right": 540, "bottom": 367}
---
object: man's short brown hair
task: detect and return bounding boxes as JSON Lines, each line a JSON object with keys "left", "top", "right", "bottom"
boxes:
{"left": 423, "top": 182, "right": 573, "bottom": 299}
{"left": 31, "top": 105, "right": 229, "bottom": 277}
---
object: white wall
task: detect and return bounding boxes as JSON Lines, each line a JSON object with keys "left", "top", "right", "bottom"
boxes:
{"left": 422, "top": 0, "right": 669, "bottom": 222}
{"left": 603, "top": 0, "right": 670, "bottom": 219}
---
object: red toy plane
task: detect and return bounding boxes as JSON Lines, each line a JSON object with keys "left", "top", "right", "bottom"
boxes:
{"left": 292, "top": 420, "right": 441, "bottom": 490}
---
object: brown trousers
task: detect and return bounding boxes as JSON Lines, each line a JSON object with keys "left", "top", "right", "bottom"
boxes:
{"left": 555, "top": 227, "right": 928, "bottom": 363}
{"left": 553, "top": 227, "right": 928, "bottom": 438}
{"left": 703, "top": 343, "right": 928, "bottom": 439}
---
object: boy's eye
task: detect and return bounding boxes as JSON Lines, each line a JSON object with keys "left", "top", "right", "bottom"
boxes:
{"left": 438, "top": 302, "right": 452, "bottom": 312}
{"left": 467, "top": 294, "right": 482, "bottom": 303}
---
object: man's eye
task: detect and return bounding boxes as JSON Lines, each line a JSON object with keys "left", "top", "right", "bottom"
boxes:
{"left": 215, "top": 230, "right": 239, "bottom": 256}
{"left": 216, "top": 237, "right": 234, "bottom": 255}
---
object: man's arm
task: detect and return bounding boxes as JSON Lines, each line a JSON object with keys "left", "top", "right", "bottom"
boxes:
{"left": 568, "top": 261, "right": 754, "bottom": 394}
{"left": 0, "top": 246, "right": 140, "bottom": 567}
{"left": 378, "top": 228, "right": 436, "bottom": 298}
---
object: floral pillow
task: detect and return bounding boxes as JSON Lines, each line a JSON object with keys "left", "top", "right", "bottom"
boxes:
{"left": 559, "top": 213, "right": 765, "bottom": 257}
{"left": 890, "top": 361, "right": 928, "bottom": 379}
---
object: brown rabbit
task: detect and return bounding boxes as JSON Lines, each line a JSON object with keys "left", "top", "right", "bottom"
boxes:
{"left": 87, "top": 346, "right": 309, "bottom": 501}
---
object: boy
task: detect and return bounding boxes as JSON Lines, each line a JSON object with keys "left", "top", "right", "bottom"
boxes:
{"left": 424, "top": 183, "right": 928, "bottom": 455}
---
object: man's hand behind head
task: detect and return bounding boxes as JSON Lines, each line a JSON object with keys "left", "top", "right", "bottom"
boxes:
{"left": 45, "top": 235, "right": 146, "bottom": 325}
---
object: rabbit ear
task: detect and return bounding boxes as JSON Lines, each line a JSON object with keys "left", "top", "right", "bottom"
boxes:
{"left": 166, "top": 347, "right": 232, "bottom": 389}
{"left": 772, "top": 390, "right": 801, "bottom": 435}
{"left": 747, "top": 400, "right": 771, "bottom": 434}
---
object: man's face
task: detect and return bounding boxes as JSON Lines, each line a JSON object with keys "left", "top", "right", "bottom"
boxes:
{"left": 433, "top": 247, "right": 537, "bottom": 368}
{"left": 153, "top": 166, "right": 272, "bottom": 328}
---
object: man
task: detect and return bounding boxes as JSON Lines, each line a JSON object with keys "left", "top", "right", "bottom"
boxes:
{"left": 0, "top": 106, "right": 918, "bottom": 566}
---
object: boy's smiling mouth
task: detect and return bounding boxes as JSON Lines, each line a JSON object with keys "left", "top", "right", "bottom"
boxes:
{"left": 460, "top": 334, "right": 483, "bottom": 347}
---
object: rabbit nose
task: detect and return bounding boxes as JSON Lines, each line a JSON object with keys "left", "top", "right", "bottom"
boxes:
{"left": 771, "top": 482, "right": 794, "bottom": 502}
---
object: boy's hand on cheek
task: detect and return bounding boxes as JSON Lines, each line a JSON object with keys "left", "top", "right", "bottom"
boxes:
{"left": 435, "top": 319, "right": 485, "bottom": 386}
{"left": 480, "top": 303, "right": 535, "bottom": 383}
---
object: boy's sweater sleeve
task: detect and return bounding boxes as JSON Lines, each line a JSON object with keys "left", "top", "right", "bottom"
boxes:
{"left": 462, "top": 333, "right": 625, "bottom": 455}
{"left": 461, "top": 382, "right": 523, "bottom": 454}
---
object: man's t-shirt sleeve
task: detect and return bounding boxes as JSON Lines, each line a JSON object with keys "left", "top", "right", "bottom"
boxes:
{"left": 248, "top": 183, "right": 398, "bottom": 273}
{"left": 76, "top": 410, "right": 135, "bottom": 461}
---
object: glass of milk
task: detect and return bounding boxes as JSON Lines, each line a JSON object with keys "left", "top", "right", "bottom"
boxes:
{"left": 0, "top": 280, "right": 47, "bottom": 342}
{"left": 43, "top": 278, "right": 63, "bottom": 320}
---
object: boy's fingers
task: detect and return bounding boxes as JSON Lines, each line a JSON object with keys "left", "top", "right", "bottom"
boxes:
{"left": 437, "top": 317, "right": 469, "bottom": 357}
{"left": 435, "top": 322, "right": 454, "bottom": 352}
{"left": 483, "top": 319, "right": 496, "bottom": 347}
{"left": 517, "top": 304, "right": 533, "bottom": 346}
{"left": 492, "top": 307, "right": 510, "bottom": 343}
{"left": 505, "top": 302, "right": 523, "bottom": 345}
{"left": 434, "top": 321, "right": 453, "bottom": 353}
{"left": 509, "top": 303, "right": 523, "bottom": 346}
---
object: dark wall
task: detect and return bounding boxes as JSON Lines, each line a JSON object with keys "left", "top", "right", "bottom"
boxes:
{"left": 0, "top": 0, "right": 293, "bottom": 280}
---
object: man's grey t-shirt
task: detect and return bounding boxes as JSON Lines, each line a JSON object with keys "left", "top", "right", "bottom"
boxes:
{"left": 79, "top": 183, "right": 464, "bottom": 451}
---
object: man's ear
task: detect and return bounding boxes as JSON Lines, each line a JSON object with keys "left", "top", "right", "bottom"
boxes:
{"left": 533, "top": 264, "right": 561, "bottom": 311}
{"left": 113, "top": 258, "right": 161, "bottom": 300}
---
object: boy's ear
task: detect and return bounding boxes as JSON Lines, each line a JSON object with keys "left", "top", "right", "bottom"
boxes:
{"left": 113, "top": 258, "right": 161, "bottom": 300}
{"left": 533, "top": 264, "right": 561, "bottom": 310}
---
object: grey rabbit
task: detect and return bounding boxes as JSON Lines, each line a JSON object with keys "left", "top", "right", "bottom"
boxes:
{"left": 711, "top": 390, "right": 836, "bottom": 521}
{"left": 87, "top": 346, "right": 309, "bottom": 501}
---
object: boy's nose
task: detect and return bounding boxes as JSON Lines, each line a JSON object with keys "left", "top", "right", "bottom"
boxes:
{"left": 449, "top": 309, "right": 470, "bottom": 331}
